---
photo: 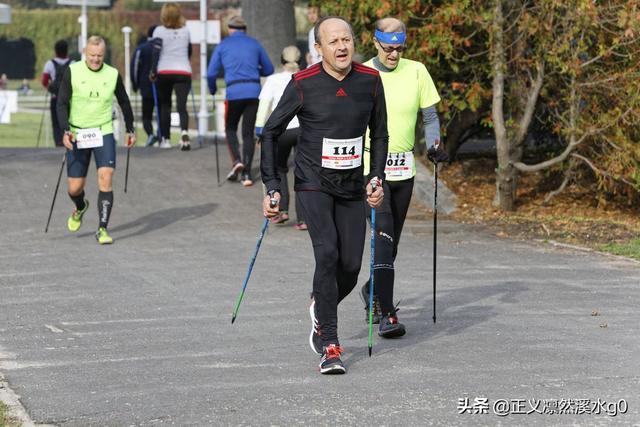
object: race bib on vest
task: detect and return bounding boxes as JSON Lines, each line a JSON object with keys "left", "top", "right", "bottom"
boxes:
{"left": 321, "top": 136, "right": 362, "bottom": 170}
{"left": 385, "top": 151, "right": 414, "bottom": 180}
{"left": 76, "top": 128, "right": 103, "bottom": 149}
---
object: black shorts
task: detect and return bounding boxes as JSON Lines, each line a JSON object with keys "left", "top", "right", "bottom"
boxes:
{"left": 66, "top": 133, "right": 116, "bottom": 178}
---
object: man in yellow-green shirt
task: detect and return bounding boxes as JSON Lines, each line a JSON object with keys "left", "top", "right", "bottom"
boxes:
{"left": 57, "top": 36, "right": 136, "bottom": 244}
{"left": 361, "top": 17, "right": 449, "bottom": 337}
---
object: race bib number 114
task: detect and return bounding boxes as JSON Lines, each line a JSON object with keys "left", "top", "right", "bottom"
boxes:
{"left": 321, "top": 136, "right": 362, "bottom": 170}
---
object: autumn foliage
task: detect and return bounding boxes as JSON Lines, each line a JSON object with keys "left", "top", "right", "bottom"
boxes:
{"left": 318, "top": 0, "right": 640, "bottom": 209}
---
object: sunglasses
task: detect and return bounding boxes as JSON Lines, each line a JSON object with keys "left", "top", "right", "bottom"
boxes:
{"left": 376, "top": 40, "right": 405, "bottom": 53}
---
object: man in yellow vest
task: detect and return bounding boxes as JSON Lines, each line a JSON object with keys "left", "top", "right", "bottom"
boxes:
{"left": 57, "top": 35, "right": 136, "bottom": 244}
{"left": 361, "top": 17, "right": 449, "bottom": 336}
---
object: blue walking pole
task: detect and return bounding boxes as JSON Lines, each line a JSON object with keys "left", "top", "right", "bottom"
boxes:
{"left": 231, "top": 193, "right": 279, "bottom": 324}
{"left": 151, "top": 82, "right": 161, "bottom": 142}
{"left": 367, "top": 179, "right": 378, "bottom": 357}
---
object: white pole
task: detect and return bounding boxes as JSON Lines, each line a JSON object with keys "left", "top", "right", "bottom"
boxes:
{"left": 122, "top": 26, "right": 132, "bottom": 96}
{"left": 198, "top": 0, "right": 209, "bottom": 138}
{"left": 80, "top": 0, "right": 87, "bottom": 58}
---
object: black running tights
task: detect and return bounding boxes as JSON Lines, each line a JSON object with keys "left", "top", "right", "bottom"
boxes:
{"left": 297, "top": 191, "right": 366, "bottom": 346}
{"left": 224, "top": 98, "right": 258, "bottom": 169}
{"left": 367, "top": 178, "right": 414, "bottom": 314}
{"left": 157, "top": 74, "right": 191, "bottom": 139}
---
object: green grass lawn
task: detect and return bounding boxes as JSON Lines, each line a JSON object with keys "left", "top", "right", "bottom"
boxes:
{"left": 0, "top": 112, "right": 154, "bottom": 148}
{"left": 4, "top": 79, "right": 47, "bottom": 97}
{"left": 0, "top": 401, "right": 20, "bottom": 427}
{"left": 0, "top": 112, "right": 43, "bottom": 147}
{"left": 601, "top": 239, "right": 640, "bottom": 261}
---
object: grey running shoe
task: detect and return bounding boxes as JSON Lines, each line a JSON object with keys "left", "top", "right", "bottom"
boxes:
{"left": 319, "top": 344, "right": 346, "bottom": 375}
{"left": 360, "top": 282, "right": 381, "bottom": 324}
{"left": 180, "top": 132, "right": 191, "bottom": 151}
{"left": 378, "top": 313, "right": 406, "bottom": 338}
{"left": 145, "top": 135, "right": 158, "bottom": 147}
{"left": 226, "top": 162, "right": 244, "bottom": 181}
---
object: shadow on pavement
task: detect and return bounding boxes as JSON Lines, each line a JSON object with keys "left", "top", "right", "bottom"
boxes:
{"left": 69, "top": 202, "right": 217, "bottom": 241}
{"left": 342, "top": 280, "right": 529, "bottom": 368}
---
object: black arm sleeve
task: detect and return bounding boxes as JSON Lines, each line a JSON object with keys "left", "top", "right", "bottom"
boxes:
{"left": 368, "top": 75, "right": 389, "bottom": 181}
{"left": 114, "top": 74, "right": 135, "bottom": 133}
{"left": 260, "top": 79, "right": 302, "bottom": 193}
{"left": 56, "top": 66, "right": 73, "bottom": 131}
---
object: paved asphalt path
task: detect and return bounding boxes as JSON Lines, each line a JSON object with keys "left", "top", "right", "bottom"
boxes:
{"left": 1, "top": 147, "right": 639, "bottom": 426}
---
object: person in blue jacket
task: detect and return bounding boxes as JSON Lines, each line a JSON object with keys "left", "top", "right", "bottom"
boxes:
{"left": 207, "top": 15, "right": 274, "bottom": 187}
{"left": 131, "top": 26, "right": 159, "bottom": 147}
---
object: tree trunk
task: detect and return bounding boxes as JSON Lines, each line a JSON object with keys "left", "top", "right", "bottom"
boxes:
{"left": 444, "top": 108, "right": 486, "bottom": 158}
{"left": 491, "top": 0, "right": 517, "bottom": 211}
{"left": 240, "top": 0, "right": 296, "bottom": 68}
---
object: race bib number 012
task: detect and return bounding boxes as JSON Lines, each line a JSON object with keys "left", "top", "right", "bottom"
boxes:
{"left": 385, "top": 151, "right": 414, "bottom": 180}
{"left": 321, "top": 136, "right": 362, "bottom": 170}
{"left": 76, "top": 128, "right": 103, "bottom": 149}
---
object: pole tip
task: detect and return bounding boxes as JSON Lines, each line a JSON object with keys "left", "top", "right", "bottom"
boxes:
{"left": 433, "top": 316, "right": 436, "bottom": 323}
{"left": 231, "top": 315, "right": 236, "bottom": 324}
{"left": 368, "top": 346, "right": 372, "bottom": 357}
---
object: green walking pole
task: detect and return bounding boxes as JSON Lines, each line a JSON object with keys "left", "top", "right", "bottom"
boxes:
{"left": 231, "top": 193, "right": 278, "bottom": 324}
{"left": 368, "top": 179, "right": 378, "bottom": 356}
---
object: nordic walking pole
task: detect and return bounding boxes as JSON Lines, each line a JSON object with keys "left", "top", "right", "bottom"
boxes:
{"left": 151, "top": 81, "right": 161, "bottom": 141}
{"left": 432, "top": 141, "right": 440, "bottom": 324}
{"left": 189, "top": 87, "right": 202, "bottom": 148}
{"left": 231, "top": 193, "right": 278, "bottom": 324}
{"left": 368, "top": 179, "right": 378, "bottom": 357}
{"left": 215, "top": 133, "right": 221, "bottom": 186}
{"left": 36, "top": 92, "right": 50, "bottom": 148}
{"left": 45, "top": 152, "right": 66, "bottom": 233}
{"left": 213, "top": 98, "right": 221, "bottom": 186}
{"left": 124, "top": 134, "right": 133, "bottom": 193}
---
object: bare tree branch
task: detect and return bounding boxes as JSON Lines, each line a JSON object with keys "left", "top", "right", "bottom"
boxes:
{"left": 580, "top": 36, "right": 640, "bottom": 68}
{"left": 570, "top": 153, "right": 601, "bottom": 176}
{"left": 491, "top": 0, "right": 507, "bottom": 149}
{"left": 571, "top": 153, "right": 638, "bottom": 188}
{"left": 515, "top": 60, "right": 545, "bottom": 145}
{"left": 543, "top": 171, "right": 572, "bottom": 205}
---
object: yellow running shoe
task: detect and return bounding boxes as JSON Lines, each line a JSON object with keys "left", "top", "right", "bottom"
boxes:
{"left": 95, "top": 227, "right": 113, "bottom": 245}
{"left": 67, "top": 200, "right": 89, "bottom": 232}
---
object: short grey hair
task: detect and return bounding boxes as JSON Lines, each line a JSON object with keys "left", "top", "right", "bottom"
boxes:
{"left": 375, "top": 17, "right": 406, "bottom": 34}
{"left": 86, "top": 35, "right": 106, "bottom": 48}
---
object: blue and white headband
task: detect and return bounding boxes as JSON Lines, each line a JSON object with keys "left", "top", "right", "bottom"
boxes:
{"left": 374, "top": 29, "right": 406, "bottom": 44}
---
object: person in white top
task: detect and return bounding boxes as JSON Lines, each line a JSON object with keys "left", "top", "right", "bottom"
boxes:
{"left": 255, "top": 46, "right": 306, "bottom": 230}
{"left": 151, "top": 2, "right": 193, "bottom": 150}
{"left": 305, "top": 5, "right": 322, "bottom": 66}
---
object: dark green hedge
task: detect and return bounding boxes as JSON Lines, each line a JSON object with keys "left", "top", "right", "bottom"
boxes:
{"left": 0, "top": 9, "right": 159, "bottom": 76}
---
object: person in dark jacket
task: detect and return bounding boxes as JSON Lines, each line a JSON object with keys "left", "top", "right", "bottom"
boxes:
{"left": 131, "top": 26, "right": 159, "bottom": 147}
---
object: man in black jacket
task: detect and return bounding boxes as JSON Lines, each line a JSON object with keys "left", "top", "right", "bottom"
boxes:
{"left": 260, "top": 16, "right": 388, "bottom": 375}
